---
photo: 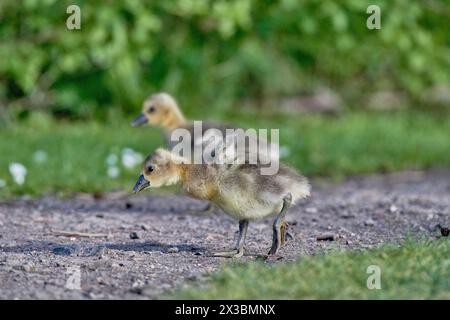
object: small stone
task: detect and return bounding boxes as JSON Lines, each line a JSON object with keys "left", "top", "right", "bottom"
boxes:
{"left": 316, "top": 234, "right": 334, "bottom": 241}
{"left": 305, "top": 207, "right": 318, "bottom": 214}
{"left": 141, "top": 224, "right": 150, "bottom": 231}
{"left": 95, "top": 213, "right": 104, "bottom": 218}
{"left": 132, "top": 279, "right": 145, "bottom": 288}
{"left": 168, "top": 247, "right": 179, "bottom": 253}
{"left": 21, "top": 262, "right": 36, "bottom": 272}
{"left": 129, "top": 232, "right": 139, "bottom": 240}
{"left": 194, "top": 251, "right": 203, "bottom": 256}
{"left": 364, "top": 219, "right": 376, "bottom": 226}
{"left": 389, "top": 205, "right": 398, "bottom": 213}
{"left": 125, "top": 202, "right": 133, "bottom": 209}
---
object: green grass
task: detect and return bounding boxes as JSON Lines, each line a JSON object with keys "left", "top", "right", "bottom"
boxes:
{"left": 0, "top": 109, "right": 449, "bottom": 198}
{"left": 176, "top": 239, "right": 450, "bottom": 299}
{"left": 0, "top": 113, "right": 164, "bottom": 198}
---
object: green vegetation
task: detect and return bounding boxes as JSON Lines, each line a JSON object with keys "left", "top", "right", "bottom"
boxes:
{"left": 177, "top": 239, "right": 450, "bottom": 299}
{"left": 0, "top": 112, "right": 162, "bottom": 198}
{"left": 1, "top": 0, "right": 449, "bottom": 120}
{"left": 0, "top": 110, "right": 449, "bottom": 199}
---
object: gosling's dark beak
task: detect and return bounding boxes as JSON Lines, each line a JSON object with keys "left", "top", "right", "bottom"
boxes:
{"left": 133, "top": 174, "right": 150, "bottom": 194}
{"left": 131, "top": 113, "right": 148, "bottom": 127}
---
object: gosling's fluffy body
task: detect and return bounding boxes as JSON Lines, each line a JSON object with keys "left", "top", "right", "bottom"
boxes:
{"left": 140, "top": 149, "right": 310, "bottom": 221}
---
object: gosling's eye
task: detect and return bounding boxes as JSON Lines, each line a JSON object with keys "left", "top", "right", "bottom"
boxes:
{"left": 147, "top": 165, "right": 154, "bottom": 172}
{"left": 148, "top": 106, "right": 155, "bottom": 113}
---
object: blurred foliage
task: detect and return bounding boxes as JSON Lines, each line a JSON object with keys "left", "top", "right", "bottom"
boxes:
{"left": 0, "top": 0, "right": 449, "bottom": 119}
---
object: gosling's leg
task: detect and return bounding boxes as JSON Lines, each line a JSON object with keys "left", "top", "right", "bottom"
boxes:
{"left": 213, "top": 220, "right": 249, "bottom": 258}
{"left": 280, "top": 221, "right": 295, "bottom": 245}
{"left": 280, "top": 220, "right": 287, "bottom": 246}
{"left": 268, "top": 193, "right": 292, "bottom": 255}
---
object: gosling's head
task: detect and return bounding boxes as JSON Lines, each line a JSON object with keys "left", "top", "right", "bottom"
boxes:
{"left": 131, "top": 92, "right": 185, "bottom": 130}
{"left": 132, "top": 148, "right": 185, "bottom": 193}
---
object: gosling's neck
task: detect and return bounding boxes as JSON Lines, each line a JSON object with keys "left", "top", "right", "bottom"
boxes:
{"left": 164, "top": 155, "right": 189, "bottom": 187}
{"left": 161, "top": 105, "right": 187, "bottom": 132}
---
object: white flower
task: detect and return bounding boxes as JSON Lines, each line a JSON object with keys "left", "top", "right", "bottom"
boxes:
{"left": 33, "top": 150, "right": 48, "bottom": 163}
{"left": 121, "top": 148, "right": 143, "bottom": 169}
{"left": 107, "top": 166, "right": 120, "bottom": 178}
{"left": 106, "top": 154, "right": 118, "bottom": 166}
{"left": 121, "top": 148, "right": 135, "bottom": 155}
{"left": 0, "top": 179, "right": 6, "bottom": 188}
{"left": 9, "top": 162, "right": 27, "bottom": 185}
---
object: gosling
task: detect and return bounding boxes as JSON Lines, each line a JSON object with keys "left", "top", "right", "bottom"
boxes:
{"left": 132, "top": 148, "right": 311, "bottom": 258}
{"left": 131, "top": 92, "right": 236, "bottom": 150}
{"left": 131, "top": 92, "right": 280, "bottom": 165}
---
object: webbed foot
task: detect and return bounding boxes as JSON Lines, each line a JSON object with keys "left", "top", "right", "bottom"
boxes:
{"left": 212, "top": 247, "right": 244, "bottom": 259}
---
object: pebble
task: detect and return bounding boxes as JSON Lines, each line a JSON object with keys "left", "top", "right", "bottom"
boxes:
{"left": 125, "top": 202, "right": 133, "bottom": 209}
{"left": 132, "top": 279, "right": 145, "bottom": 288}
{"left": 21, "top": 262, "right": 36, "bottom": 272}
{"left": 168, "top": 247, "right": 179, "bottom": 253}
{"left": 364, "top": 218, "right": 376, "bottom": 226}
{"left": 316, "top": 234, "right": 334, "bottom": 241}
{"left": 305, "top": 207, "right": 318, "bottom": 214}
{"left": 129, "top": 232, "right": 139, "bottom": 240}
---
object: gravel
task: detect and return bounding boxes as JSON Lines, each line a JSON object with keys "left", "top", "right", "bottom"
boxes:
{"left": 0, "top": 170, "right": 449, "bottom": 299}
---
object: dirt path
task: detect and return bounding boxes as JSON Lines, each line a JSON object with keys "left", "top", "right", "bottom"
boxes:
{"left": 1, "top": 170, "right": 449, "bottom": 299}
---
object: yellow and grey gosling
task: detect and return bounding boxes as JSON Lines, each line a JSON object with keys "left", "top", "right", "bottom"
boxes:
{"left": 131, "top": 92, "right": 236, "bottom": 150}
{"left": 132, "top": 148, "right": 311, "bottom": 258}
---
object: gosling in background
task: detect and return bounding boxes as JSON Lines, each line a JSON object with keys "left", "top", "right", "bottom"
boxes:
{"left": 133, "top": 148, "right": 310, "bottom": 258}
{"left": 131, "top": 92, "right": 236, "bottom": 150}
